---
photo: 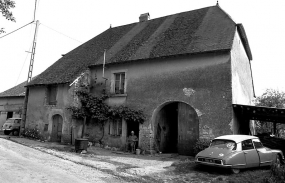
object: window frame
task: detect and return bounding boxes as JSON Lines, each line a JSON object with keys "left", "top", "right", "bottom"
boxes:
{"left": 242, "top": 139, "right": 254, "bottom": 150}
{"left": 252, "top": 139, "right": 264, "bottom": 149}
{"left": 109, "top": 118, "right": 122, "bottom": 136}
{"left": 111, "top": 70, "right": 127, "bottom": 95}
{"left": 46, "top": 85, "right": 58, "bottom": 105}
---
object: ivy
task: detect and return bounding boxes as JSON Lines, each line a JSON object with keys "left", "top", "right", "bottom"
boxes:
{"left": 110, "top": 106, "right": 146, "bottom": 124}
{"left": 67, "top": 89, "right": 145, "bottom": 124}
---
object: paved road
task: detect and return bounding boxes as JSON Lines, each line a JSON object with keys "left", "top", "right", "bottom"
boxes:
{"left": 0, "top": 138, "right": 123, "bottom": 183}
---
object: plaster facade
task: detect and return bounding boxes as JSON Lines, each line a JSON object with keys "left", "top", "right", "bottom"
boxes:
{"left": 0, "top": 97, "right": 23, "bottom": 128}
{"left": 25, "top": 84, "right": 73, "bottom": 143}
{"left": 90, "top": 51, "right": 234, "bottom": 151}
{"left": 231, "top": 29, "right": 255, "bottom": 134}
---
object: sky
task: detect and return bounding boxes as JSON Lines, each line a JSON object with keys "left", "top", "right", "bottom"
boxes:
{"left": 0, "top": 0, "right": 284, "bottom": 97}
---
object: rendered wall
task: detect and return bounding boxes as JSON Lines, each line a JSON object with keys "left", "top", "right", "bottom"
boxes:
{"left": 26, "top": 84, "right": 73, "bottom": 143}
{"left": 0, "top": 97, "right": 24, "bottom": 129}
{"left": 231, "top": 29, "right": 255, "bottom": 134}
{"left": 91, "top": 52, "right": 233, "bottom": 150}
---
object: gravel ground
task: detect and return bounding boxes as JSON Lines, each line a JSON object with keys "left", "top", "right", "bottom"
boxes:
{"left": 1, "top": 134, "right": 247, "bottom": 183}
{"left": 0, "top": 138, "right": 124, "bottom": 183}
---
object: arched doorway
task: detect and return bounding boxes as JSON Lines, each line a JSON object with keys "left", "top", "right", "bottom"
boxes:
{"left": 51, "top": 114, "right": 63, "bottom": 142}
{"left": 154, "top": 102, "right": 199, "bottom": 155}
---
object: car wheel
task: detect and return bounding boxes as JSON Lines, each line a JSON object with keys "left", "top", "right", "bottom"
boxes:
{"left": 4, "top": 130, "right": 10, "bottom": 135}
{"left": 13, "top": 130, "right": 19, "bottom": 136}
{"left": 231, "top": 168, "right": 240, "bottom": 174}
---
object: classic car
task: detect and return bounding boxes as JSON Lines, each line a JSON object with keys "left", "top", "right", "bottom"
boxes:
{"left": 195, "top": 135, "right": 284, "bottom": 173}
{"left": 1, "top": 118, "right": 21, "bottom": 136}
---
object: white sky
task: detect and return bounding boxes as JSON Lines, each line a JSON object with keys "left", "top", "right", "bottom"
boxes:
{"left": 0, "top": 0, "right": 284, "bottom": 96}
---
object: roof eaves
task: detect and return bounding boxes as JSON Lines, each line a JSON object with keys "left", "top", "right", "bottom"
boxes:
{"left": 27, "top": 81, "right": 70, "bottom": 87}
{"left": 89, "top": 49, "right": 231, "bottom": 68}
{"left": 237, "top": 23, "right": 253, "bottom": 61}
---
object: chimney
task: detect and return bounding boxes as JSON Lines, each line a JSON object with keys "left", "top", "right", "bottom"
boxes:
{"left": 139, "top": 13, "right": 150, "bottom": 22}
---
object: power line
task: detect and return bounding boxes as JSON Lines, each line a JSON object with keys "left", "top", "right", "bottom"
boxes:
{"left": 15, "top": 43, "right": 33, "bottom": 85}
{"left": 0, "top": 21, "right": 34, "bottom": 39}
{"left": 1, "top": 0, "right": 38, "bottom": 39}
{"left": 40, "top": 23, "right": 83, "bottom": 43}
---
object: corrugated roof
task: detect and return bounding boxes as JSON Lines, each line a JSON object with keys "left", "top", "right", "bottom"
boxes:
{"left": 0, "top": 81, "right": 26, "bottom": 97}
{"left": 28, "top": 5, "right": 239, "bottom": 86}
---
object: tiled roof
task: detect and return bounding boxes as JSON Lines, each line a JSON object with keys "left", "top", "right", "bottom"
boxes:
{"left": 0, "top": 81, "right": 26, "bottom": 97}
{"left": 28, "top": 5, "right": 242, "bottom": 86}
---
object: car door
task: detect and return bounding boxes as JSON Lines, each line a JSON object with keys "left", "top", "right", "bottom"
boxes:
{"left": 252, "top": 139, "right": 273, "bottom": 166}
{"left": 242, "top": 139, "right": 259, "bottom": 168}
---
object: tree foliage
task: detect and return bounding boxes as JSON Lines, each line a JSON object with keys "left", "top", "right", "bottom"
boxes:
{"left": 0, "top": 0, "right": 16, "bottom": 34}
{"left": 255, "top": 89, "right": 285, "bottom": 108}
{"left": 254, "top": 89, "right": 285, "bottom": 136}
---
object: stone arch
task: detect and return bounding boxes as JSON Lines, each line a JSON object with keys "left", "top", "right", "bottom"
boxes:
{"left": 48, "top": 109, "right": 65, "bottom": 142}
{"left": 151, "top": 100, "right": 199, "bottom": 155}
{"left": 50, "top": 114, "right": 63, "bottom": 142}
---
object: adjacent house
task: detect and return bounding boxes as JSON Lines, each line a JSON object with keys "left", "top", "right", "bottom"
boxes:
{"left": 0, "top": 81, "right": 25, "bottom": 128}
{"left": 25, "top": 5, "right": 255, "bottom": 155}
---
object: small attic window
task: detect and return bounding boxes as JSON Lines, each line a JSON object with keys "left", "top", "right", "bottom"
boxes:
{"left": 139, "top": 13, "right": 150, "bottom": 22}
{"left": 46, "top": 85, "right": 57, "bottom": 105}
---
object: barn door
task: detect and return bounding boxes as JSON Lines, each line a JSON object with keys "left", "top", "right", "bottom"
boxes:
{"left": 51, "top": 114, "right": 63, "bottom": 142}
{"left": 177, "top": 103, "right": 199, "bottom": 155}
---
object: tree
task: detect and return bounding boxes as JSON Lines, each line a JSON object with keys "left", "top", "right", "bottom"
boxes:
{"left": 255, "top": 89, "right": 285, "bottom": 136}
{"left": 0, "top": 0, "right": 16, "bottom": 34}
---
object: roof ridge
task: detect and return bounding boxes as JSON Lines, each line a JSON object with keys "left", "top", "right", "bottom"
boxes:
{"left": 216, "top": 4, "right": 236, "bottom": 24}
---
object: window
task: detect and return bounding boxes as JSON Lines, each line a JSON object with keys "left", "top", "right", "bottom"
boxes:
{"left": 47, "top": 85, "right": 57, "bottom": 105}
{"left": 242, "top": 139, "right": 254, "bottom": 150}
{"left": 7, "top": 112, "right": 13, "bottom": 119}
{"left": 210, "top": 139, "right": 236, "bottom": 150}
{"left": 253, "top": 139, "right": 264, "bottom": 149}
{"left": 114, "top": 72, "right": 125, "bottom": 94}
{"left": 109, "top": 118, "right": 122, "bottom": 136}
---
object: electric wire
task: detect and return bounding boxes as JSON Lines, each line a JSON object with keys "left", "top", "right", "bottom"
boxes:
{"left": 40, "top": 23, "right": 83, "bottom": 43}
{"left": 0, "top": 21, "right": 34, "bottom": 39}
{"left": 15, "top": 24, "right": 34, "bottom": 85}
{"left": 0, "top": 0, "right": 38, "bottom": 39}
{"left": 15, "top": 43, "right": 33, "bottom": 85}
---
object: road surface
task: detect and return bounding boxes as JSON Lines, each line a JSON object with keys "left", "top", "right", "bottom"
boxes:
{"left": 0, "top": 138, "right": 123, "bottom": 183}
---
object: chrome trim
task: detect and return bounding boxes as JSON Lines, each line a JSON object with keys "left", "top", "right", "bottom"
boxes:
{"left": 260, "top": 161, "right": 272, "bottom": 164}
{"left": 195, "top": 160, "right": 232, "bottom": 167}
{"left": 232, "top": 164, "right": 246, "bottom": 166}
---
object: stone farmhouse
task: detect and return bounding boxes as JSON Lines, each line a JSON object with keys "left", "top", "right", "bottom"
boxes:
{"left": 0, "top": 81, "right": 25, "bottom": 128}
{"left": 25, "top": 5, "right": 255, "bottom": 155}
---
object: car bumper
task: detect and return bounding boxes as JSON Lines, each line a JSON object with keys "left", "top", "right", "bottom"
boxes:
{"left": 195, "top": 160, "right": 232, "bottom": 168}
{"left": 195, "top": 160, "right": 246, "bottom": 169}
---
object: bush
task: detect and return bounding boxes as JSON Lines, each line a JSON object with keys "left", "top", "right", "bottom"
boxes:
{"left": 263, "top": 162, "right": 285, "bottom": 183}
{"left": 22, "top": 128, "right": 42, "bottom": 140}
{"left": 193, "top": 138, "right": 212, "bottom": 155}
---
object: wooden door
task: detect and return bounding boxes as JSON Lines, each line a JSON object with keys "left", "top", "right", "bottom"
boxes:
{"left": 177, "top": 103, "right": 199, "bottom": 155}
{"left": 51, "top": 115, "right": 63, "bottom": 142}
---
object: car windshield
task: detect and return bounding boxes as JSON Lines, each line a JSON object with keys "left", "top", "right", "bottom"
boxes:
{"left": 210, "top": 139, "right": 236, "bottom": 150}
{"left": 5, "top": 119, "right": 14, "bottom": 123}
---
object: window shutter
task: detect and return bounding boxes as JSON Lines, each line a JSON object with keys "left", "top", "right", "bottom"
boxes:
{"left": 110, "top": 77, "right": 115, "bottom": 94}
{"left": 118, "top": 119, "right": 122, "bottom": 135}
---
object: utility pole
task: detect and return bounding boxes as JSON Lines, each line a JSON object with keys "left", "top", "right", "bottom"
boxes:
{"left": 20, "top": 20, "right": 39, "bottom": 135}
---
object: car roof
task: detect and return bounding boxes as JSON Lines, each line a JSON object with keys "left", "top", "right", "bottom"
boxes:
{"left": 214, "top": 135, "right": 258, "bottom": 143}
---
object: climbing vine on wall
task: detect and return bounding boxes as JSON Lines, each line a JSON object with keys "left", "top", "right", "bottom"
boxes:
{"left": 66, "top": 89, "right": 146, "bottom": 125}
